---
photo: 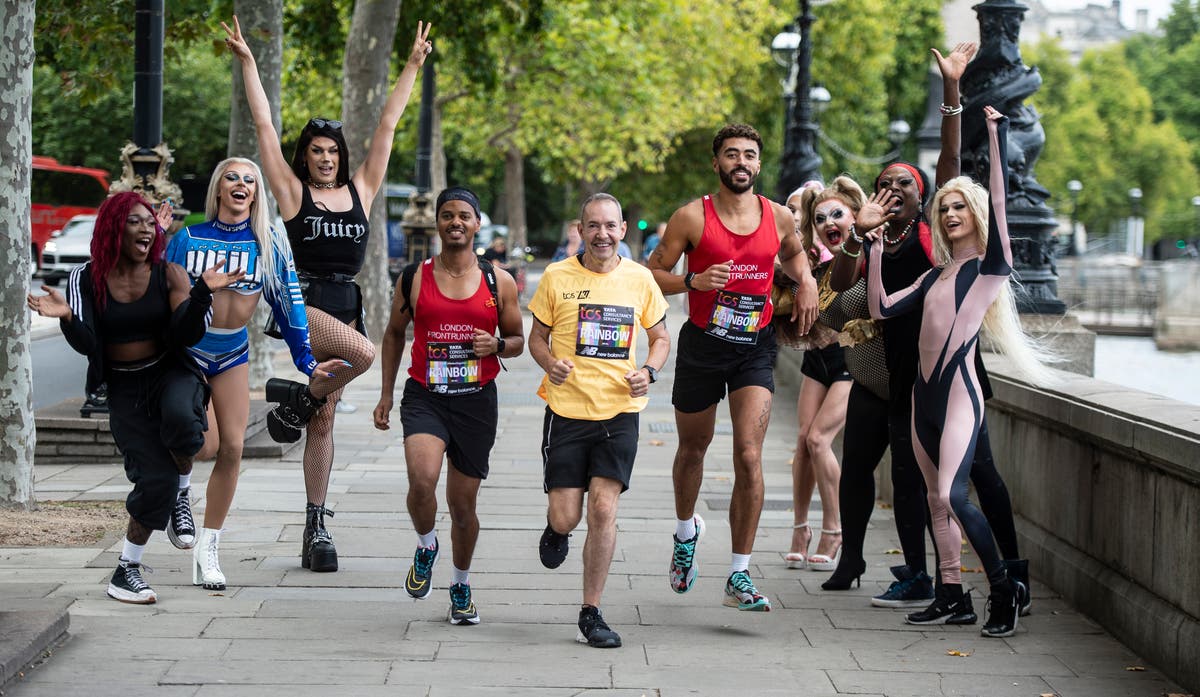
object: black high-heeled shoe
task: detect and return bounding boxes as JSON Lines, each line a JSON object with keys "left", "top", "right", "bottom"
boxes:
{"left": 821, "top": 558, "right": 866, "bottom": 590}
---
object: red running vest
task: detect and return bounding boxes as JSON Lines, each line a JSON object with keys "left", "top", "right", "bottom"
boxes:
{"left": 686, "top": 194, "right": 781, "bottom": 345}
{"left": 407, "top": 260, "right": 501, "bottom": 394}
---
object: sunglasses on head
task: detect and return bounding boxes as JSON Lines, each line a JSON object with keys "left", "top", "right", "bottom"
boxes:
{"left": 307, "top": 118, "right": 343, "bottom": 131}
{"left": 222, "top": 172, "right": 257, "bottom": 185}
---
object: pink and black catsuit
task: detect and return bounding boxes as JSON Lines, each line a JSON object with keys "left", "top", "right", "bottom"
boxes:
{"left": 867, "top": 116, "right": 1012, "bottom": 588}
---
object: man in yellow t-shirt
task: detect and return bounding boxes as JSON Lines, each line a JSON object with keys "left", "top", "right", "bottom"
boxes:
{"left": 528, "top": 193, "right": 670, "bottom": 649}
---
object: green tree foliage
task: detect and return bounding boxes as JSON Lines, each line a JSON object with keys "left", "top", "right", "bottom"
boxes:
{"left": 1026, "top": 38, "right": 1199, "bottom": 245}
{"left": 32, "top": 46, "right": 232, "bottom": 179}
{"left": 36, "top": 0, "right": 216, "bottom": 103}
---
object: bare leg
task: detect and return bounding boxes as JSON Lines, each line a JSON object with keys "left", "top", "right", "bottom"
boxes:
{"left": 202, "top": 364, "right": 249, "bottom": 530}
{"left": 808, "top": 380, "right": 851, "bottom": 559}
{"left": 581, "top": 477, "right": 622, "bottom": 607}
{"left": 672, "top": 405, "right": 717, "bottom": 521}
{"left": 727, "top": 386, "right": 771, "bottom": 555}
{"left": 790, "top": 377, "right": 824, "bottom": 556}
{"left": 445, "top": 463, "right": 482, "bottom": 572}
{"left": 547, "top": 487, "right": 585, "bottom": 536}
{"left": 404, "top": 433, "right": 446, "bottom": 536}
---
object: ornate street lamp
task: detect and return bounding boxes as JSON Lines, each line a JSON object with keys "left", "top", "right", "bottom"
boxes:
{"left": 1066, "top": 179, "right": 1082, "bottom": 256}
{"left": 775, "top": 0, "right": 823, "bottom": 201}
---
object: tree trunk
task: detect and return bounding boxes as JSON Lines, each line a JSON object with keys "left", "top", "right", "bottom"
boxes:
{"left": 0, "top": 0, "right": 36, "bottom": 509}
{"left": 341, "top": 0, "right": 401, "bottom": 341}
{"left": 504, "top": 143, "right": 527, "bottom": 257}
{"left": 229, "top": 0, "right": 283, "bottom": 389}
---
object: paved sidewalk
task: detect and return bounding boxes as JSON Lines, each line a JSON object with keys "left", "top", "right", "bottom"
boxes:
{"left": 2, "top": 303, "right": 1186, "bottom": 696}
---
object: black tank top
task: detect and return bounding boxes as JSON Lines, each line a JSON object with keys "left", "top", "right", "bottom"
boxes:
{"left": 284, "top": 183, "right": 370, "bottom": 276}
{"left": 99, "top": 264, "right": 172, "bottom": 344}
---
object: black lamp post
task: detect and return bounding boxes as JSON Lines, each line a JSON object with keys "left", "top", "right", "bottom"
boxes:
{"left": 1192, "top": 195, "right": 1200, "bottom": 238}
{"left": 775, "top": 0, "right": 822, "bottom": 201}
{"left": 401, "top": 54, "right": 437, "bottom": 264}
{"left": 1067, "top": 179, "right": 1082, "bottom": 256}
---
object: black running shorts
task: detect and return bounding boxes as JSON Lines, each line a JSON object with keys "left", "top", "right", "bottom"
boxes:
{"left": 541, "top": 408, "right": 639, "bottom": 493}
{"left": 400, "top": 378, "right": 498, "bottom": 479}
{"left": 671, "top": 321, "right": 778, "bottom": 414}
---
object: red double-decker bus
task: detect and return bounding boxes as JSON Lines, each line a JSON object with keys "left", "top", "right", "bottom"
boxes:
{"left": 31, "top": 156, "right": 110, "bottom": 269}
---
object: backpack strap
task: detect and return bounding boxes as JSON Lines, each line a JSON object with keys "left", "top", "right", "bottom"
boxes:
{"left": 477, "top": 258, "right": 500, "bottom": 312}
{"left": 399, "top": 260, "right": 421, "bottom": 317}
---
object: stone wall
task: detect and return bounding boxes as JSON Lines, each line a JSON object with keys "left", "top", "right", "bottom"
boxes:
{"left": 983, "top": 355, "right": 1200, "bottom": 694}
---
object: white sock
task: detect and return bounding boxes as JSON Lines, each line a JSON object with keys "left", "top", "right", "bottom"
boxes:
{"left": 675, "top": 517, "right": 696, "bottom": 541}
{"left": 121, "top": 538, "right": 146, "bottom": 564}
{"left": 178, "top": 473, "right": 191, "bottom": 490}
{"left": 417, "top": 529, "right": 437, "bottom": 549}
{"left": 451, "top": 566, "right": 469, "bottom": 586}
{"left": 730, "top": 554, "right": 751, "bottom": 576}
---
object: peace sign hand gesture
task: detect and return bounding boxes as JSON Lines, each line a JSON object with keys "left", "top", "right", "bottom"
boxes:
{"left": 405, "top": 21, "right": 433, "bottom": 68}
{"left": 221, "top": 16, "right": 255, "bottom": 64}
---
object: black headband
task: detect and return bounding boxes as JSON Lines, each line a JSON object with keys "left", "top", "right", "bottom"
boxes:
{"left": 436, "top": 187, "right": 481, "bottom": 219}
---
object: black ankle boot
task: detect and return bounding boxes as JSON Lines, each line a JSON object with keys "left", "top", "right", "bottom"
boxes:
{"left": 821, "top": 558, "right": 866, "bottom": 591}
{"left": 981, "top": 576, "right": 1022, "bottom": 638}
{"left": 266, "top": 378, "right": 326, "bottom": 444}
{"left": 302, "top": 503, "right": 338, "bottom": 572}
{"left": 1003, "top": 559, "right": 1031, "bottom": 616}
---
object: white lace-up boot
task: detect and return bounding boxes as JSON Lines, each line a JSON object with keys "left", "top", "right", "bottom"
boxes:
{"left": 192, "top": 528, "right": 226, "bottom": 590}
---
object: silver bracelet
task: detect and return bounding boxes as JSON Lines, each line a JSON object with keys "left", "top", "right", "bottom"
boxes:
{"left": 939, "top": 103, "right": 963, "bottom": 116}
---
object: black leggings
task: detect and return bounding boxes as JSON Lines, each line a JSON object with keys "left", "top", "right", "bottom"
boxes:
{"left": 836, "top": 383, "right": 1020, "bottom": 574}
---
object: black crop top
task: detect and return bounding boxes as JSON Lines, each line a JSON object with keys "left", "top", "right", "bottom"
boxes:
{"left": 284, "top": 183, "right": 371, "bottom": 277}
{"left": 99, "top": 264, "right": 172, "bottom": 344}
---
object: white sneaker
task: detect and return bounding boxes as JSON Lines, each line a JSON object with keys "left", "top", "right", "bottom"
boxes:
{"left": 335, "top": 401, "right": 358, "bottom": 414}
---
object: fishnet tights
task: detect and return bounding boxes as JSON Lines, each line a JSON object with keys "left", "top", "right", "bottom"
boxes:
{"left": 302, "top": 308, "right": 376, "bottom": 504}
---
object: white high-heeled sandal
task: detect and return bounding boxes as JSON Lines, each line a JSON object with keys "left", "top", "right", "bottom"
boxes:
{"left": 808, "top": 528, "right": 843, "bottom": 572}
{"left": 193, "top": 528, "right": 226, "bottom": 590}
{"left": 785, "top": 523, "right": 811, "bottom": 569}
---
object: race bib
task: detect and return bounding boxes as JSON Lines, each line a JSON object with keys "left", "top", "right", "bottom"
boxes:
{"left": 426, "top": 342, "right": 482, "bottom": 395}
{"left": 575, "top": 303, "right": 635, "bottom": 359}
{"left": 706, "top": 291, "right": 766, "bottom": 345}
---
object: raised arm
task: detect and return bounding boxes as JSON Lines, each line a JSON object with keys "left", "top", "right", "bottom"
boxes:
{"left": 932, "top": 42, "right": 977, "bottom": 188}
{"left": 222, "top": 16, "right": 303, "bottom": 217}
{"left": 980, "top": 105, "right": 1012, "bottom": 275}
{"left": 865, "top": 237, "right": 932, "bottom": 320}
{"left": 352, "top": 22, "right": 432, "bottom": 210}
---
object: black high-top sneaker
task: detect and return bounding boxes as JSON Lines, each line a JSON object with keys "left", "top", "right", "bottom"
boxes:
{"left": 266, "top": 378, "right": 326, "bottom": 444}
{"left": 302, "top": 503, "right": 338, "bottom": 572}
{"left": 107, "top": 560, "right": 157, "bottom": 604}
{"left": 167, "top": 487, "right": 196, "bottom": 550}
{"left": 905, "top": 583, "right": 976, "bottom": 625}
{"left": 981, "top": 576, "right": 1023, "bottom": 638}
{"left": 1003, "top": 559, "right": 1032, "bottom": 616}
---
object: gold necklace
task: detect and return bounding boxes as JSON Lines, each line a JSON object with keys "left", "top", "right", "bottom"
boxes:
{"left": 438, "top": 256, "right": 473, "bottom": 278}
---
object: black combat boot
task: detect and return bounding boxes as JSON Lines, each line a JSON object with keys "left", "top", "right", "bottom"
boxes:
{"left": 266, "top": 378, "right": 326, "bottom": 444}
{"left": 302, "top": 503, "right": 338, "bottom": 572}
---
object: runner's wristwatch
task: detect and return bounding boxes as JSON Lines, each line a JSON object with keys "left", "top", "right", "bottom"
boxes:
{"left": 642, "top": 365, "right": 659, "bottom": 383}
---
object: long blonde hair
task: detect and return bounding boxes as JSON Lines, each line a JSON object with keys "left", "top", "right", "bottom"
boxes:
{"left": 205, "top": 157, "right": 290, "bottom": 300}
{"left": 930, "top": 176, "right": 1059, "bottom": 384}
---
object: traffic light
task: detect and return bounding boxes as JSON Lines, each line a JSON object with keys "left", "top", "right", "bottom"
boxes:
{"left": 1177, "top": 239, "right": 1187, "bottom": 249}
{"left": 638, "top": 219, "right": 649, "bottom": 231}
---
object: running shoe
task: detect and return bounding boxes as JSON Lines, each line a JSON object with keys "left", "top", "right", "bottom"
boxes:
{"left": 576, "top": 605, "right": 621, "bottom": 648}
{"left": 905, "top": 586, "right": 977, "bottom": 625}
{"left": 723, "top": 569, "right": 771, "bottom": 611}
{"left": 539, "top": 524, "right": 570, "bottom": 569}
{"left": 448, "top": 583, "right": 480, "bottom": 625}
{"left": 668, "top": 515, "right": 705, "bottom": 593}
{"left": 405, "top": 538, "right": 439, "bottom": 599}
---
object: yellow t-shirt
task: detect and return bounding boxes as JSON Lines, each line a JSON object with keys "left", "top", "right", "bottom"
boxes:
{"left": 529, "top": 256, "right": 669, "bottom": 420}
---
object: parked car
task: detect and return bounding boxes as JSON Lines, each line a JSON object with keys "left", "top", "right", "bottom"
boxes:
{"left": 36, "top": 214, "right": 95, "bottom": 285}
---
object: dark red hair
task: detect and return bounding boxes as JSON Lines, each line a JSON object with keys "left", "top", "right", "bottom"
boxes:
{"left": 89, "top": 191, "right": 165, "bottom": 308}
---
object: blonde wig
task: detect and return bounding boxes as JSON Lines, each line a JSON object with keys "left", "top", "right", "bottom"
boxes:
{"left": 205, "top": 157, "right": 291, "bottom": 301}
{"left": 802, "top": 175, "right": 867, "bottom": 255}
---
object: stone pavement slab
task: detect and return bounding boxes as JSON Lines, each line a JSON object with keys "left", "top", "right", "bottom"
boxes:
{"left": 1, "top": 303, "right": 1190, "bottom": 696}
